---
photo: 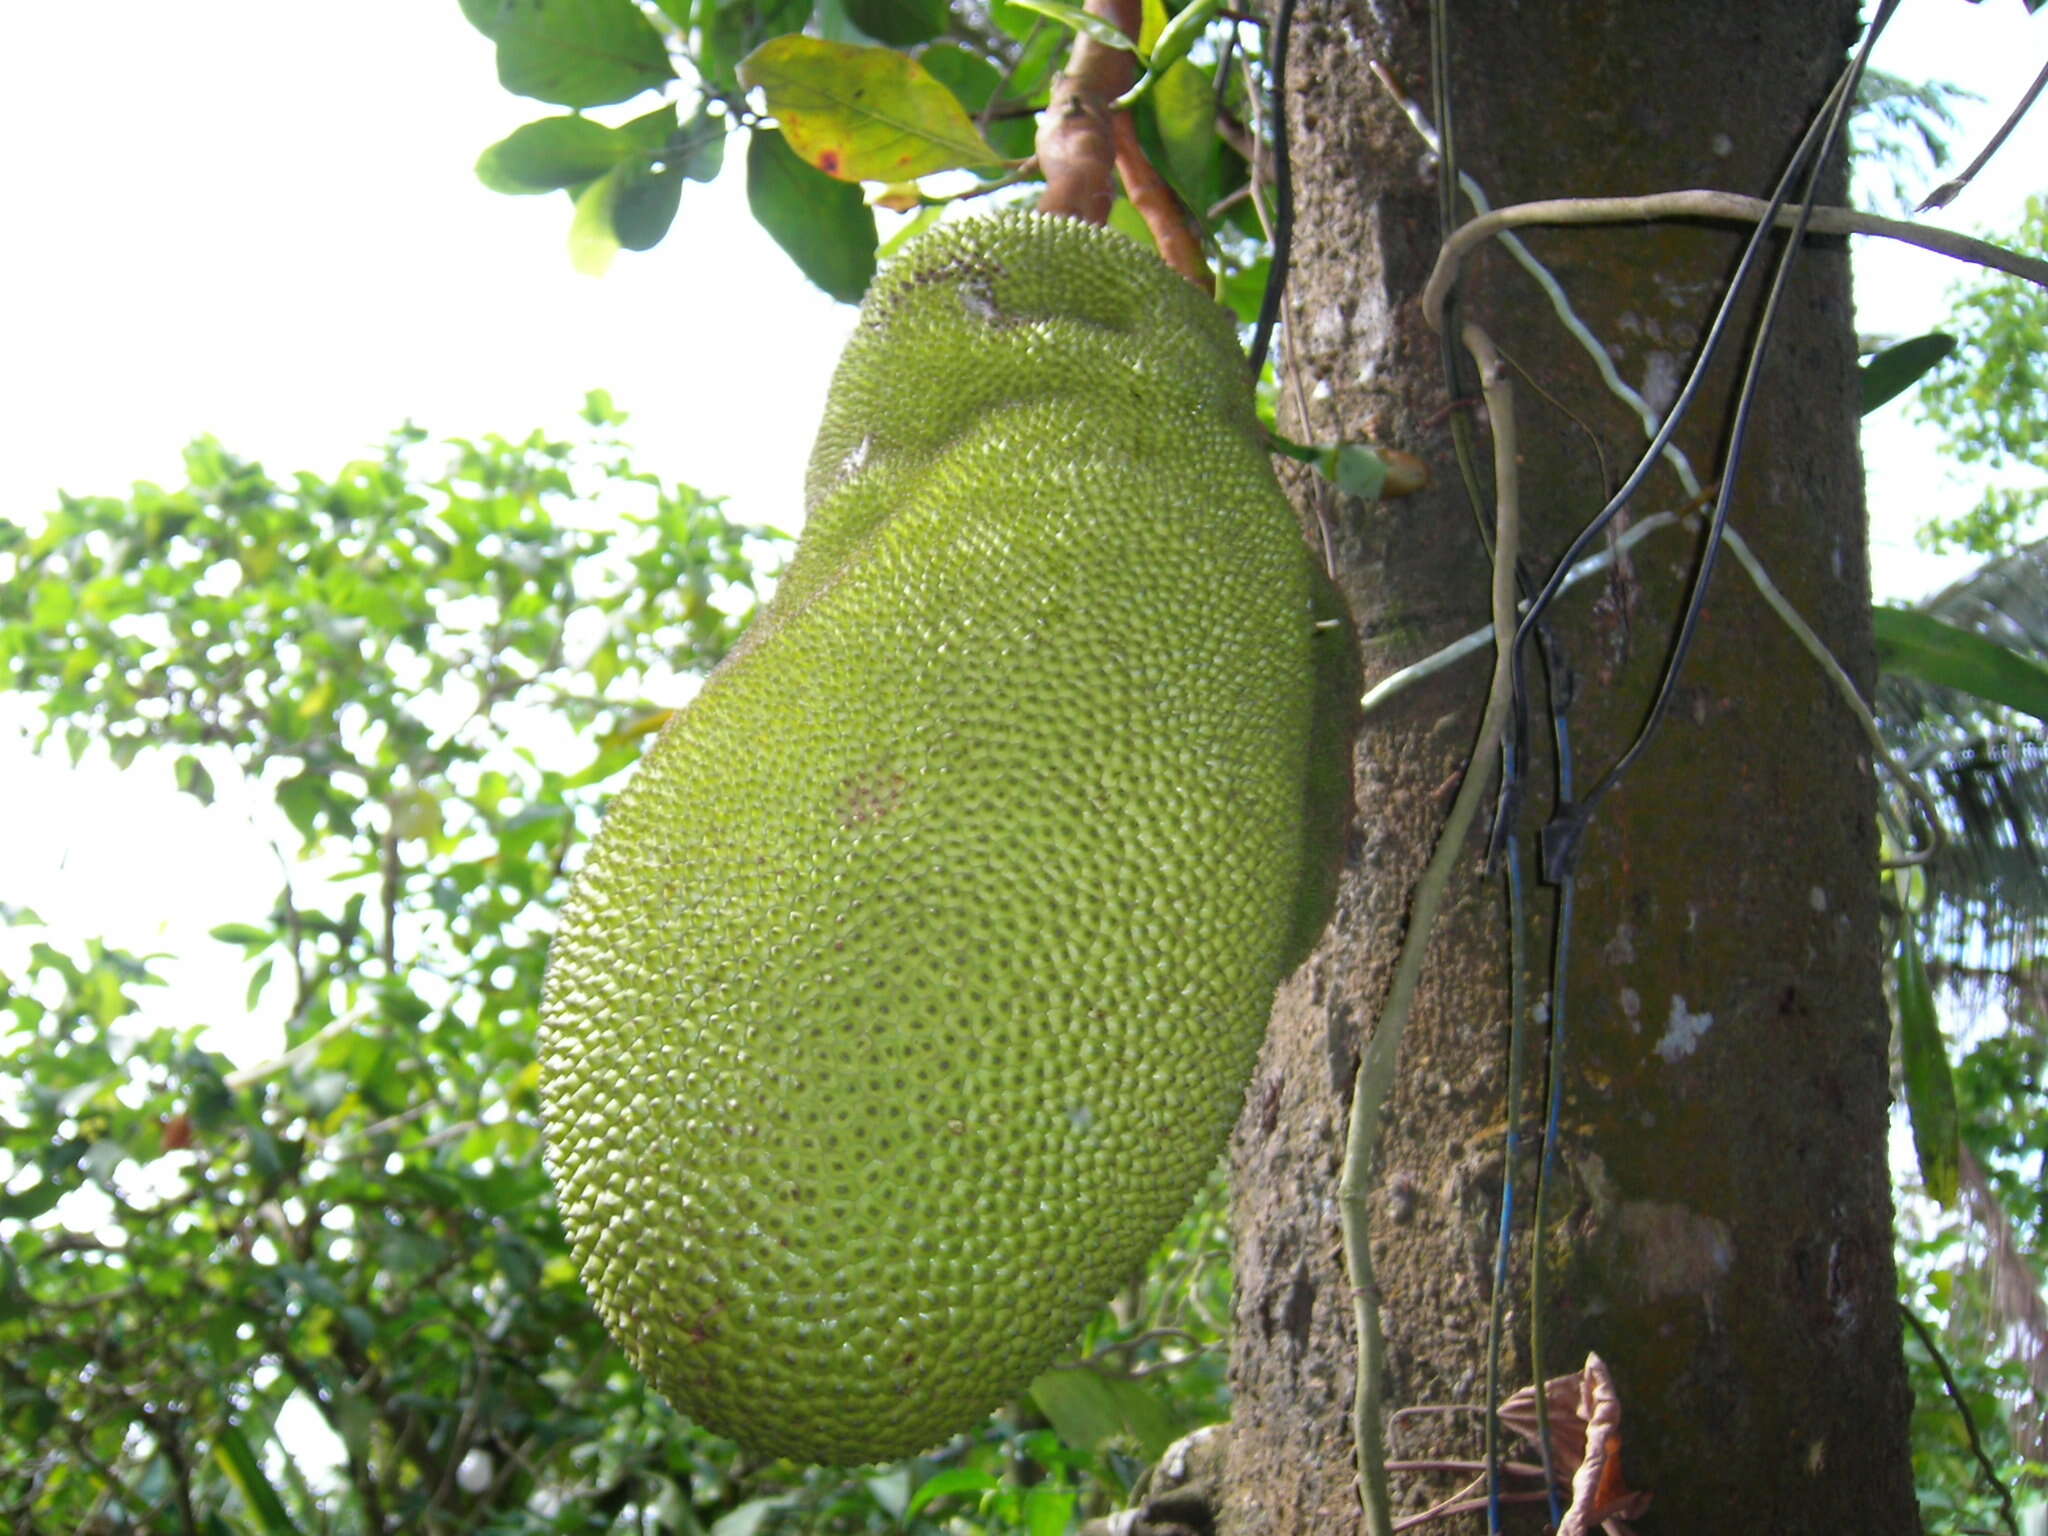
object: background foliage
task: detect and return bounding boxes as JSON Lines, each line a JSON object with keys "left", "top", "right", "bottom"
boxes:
{"left": 0, "top": 400, "right": 1232, "bottom": 1534}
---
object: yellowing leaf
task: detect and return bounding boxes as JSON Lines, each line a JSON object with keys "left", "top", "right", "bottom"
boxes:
{"left": 737, "top": 35, "right": 1005, "bottom": 182}
{"left": 568, "top": 166, "right": 626, "bottom": 276}
{"left": 296, "top": 678, "right": 336, "bottom": 720}
{"left": 871, "top": 182, "right": 925, "bottom": 213}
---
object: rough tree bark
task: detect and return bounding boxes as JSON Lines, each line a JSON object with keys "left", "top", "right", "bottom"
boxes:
{"left": 1224, "top": 3, "right": 1919, "bottom": 1532}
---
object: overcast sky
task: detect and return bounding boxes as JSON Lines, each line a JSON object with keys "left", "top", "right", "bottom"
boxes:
{"left": 1, "top": 1, "right": 2043, "bottom": 1063}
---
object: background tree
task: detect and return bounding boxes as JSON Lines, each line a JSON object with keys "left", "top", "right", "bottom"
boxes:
{"left": 0, "top": 405, "right": 1235, "bottom": 1532}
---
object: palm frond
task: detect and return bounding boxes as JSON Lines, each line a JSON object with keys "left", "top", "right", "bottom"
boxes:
{"left": 1878, "top": 538, "right": 2048, "bottom": 967}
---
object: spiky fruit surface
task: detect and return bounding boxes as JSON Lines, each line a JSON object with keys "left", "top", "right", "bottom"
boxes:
{"left": 541, "top": 212, "right": 1356, "bottom": 1465}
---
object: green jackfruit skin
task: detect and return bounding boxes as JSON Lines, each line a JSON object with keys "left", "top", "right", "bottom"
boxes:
{"left": 541, "top": 211, "right": 1349, "bottom": 1465}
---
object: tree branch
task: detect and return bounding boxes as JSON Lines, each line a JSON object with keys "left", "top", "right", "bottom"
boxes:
{"left": 1424, "top": 192, "right": 2048, "bottom": 331}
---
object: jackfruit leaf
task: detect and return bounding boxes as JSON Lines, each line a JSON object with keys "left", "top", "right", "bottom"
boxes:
{"left": 1860, "top": 331, "right": 1956, "bottom": 413}
{"left": 1028, "top": 1365, "right": 1179, "bottom": 1459}
{"left": 464, "top": 0, "right": 675, "bottom": 109}
{"left": 614, "top": 157, "right": 684, "bottom": 249}
{"left": 844, "top": 0, "right": 950, "bottom": 44}
{"left": 738, "top": 36, "right": 1005, "bottom": 181}
{"left": 1895, "top": 924, "right": 1959, "bottom": 1206}
{"left": 476, "top": 116, "right": 631, "bottom": 193}
{"left": 1004, "top": 0, "right": 1138, "bottom": 51}
{"left": 699, "top": 0, "right": 811, "bottom": 91}
{"left": 916, "top": 43, "right": 1038, "bottom": 161}
{"left": 1005, "top": 20, "right": 1069, "bottom": 100}
{"left": 745, "top": 126, "right": 878, "bottom": 302}
{"left": 1318, "top": 444, "right": 1390, "bottom": 502}
{"left": 1118, "top": 0, "right": 1221, "bottom": 106}
{"left": 1149, "top": 57, "right": 1219, "bottom": 214}
{"left": 904, "top": 1467, "right": 1001, "bottom": 1519}
{"left": 211, "top": 1422, "right": 301, "bottom": 1536}
{"left": 568, "top": 166, "right": 628, "bottom": 276}
{"left": 673, "top": 103, "right": 728, "bottom": 182}
{"left": 1137, "top": 0, "right": 1169, "bottom": 53}
{"left": 917, "top": 41, "right": 1001, "bottom": 112}
{"left": 1872, "top": 605, "right": 2048, "bottom": 723}
{"left": 872, "top": 182, "right": 925, "bottom": 212}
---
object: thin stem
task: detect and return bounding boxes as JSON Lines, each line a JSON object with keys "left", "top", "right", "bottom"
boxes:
{"left": 1900, "top": 1305, "right": 2021, "bottom": 1536}
{"left": 1342, "top": 322, "right": 1520, "bottom": 1535}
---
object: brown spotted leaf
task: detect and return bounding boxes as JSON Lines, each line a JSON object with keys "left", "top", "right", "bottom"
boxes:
{"left": 737, "top": 35, "right": 1006, "bottom": 182}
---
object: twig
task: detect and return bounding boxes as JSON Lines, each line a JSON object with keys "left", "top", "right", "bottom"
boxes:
{"left": 1901, "top": 1305, "right": 2021, "bottom": 1536}
{"left": 1360, "top": 511, "right": 1684, "bottom": 715}
{"left": 1920, "top": 57, "right": 2048, "bottom": 212}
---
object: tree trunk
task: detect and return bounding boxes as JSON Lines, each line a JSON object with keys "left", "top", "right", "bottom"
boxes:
{"left": 1224, "top": 3, "right": 1919, "bottom": 1531}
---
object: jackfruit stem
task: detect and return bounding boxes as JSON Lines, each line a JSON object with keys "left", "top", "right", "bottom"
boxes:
{"left": 1034, "top": 0, "right": 1211, "bottom": 288}
{"left": 1112, "top": 110, "right": 1210, "bottom": 288}
{"left": 1035, "top": 0, "right": 1138, "bottom": 226}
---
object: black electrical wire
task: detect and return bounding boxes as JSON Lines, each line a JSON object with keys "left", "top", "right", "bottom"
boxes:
{"left": 1245, "top": 0, "right": 1295, "bottom": 382}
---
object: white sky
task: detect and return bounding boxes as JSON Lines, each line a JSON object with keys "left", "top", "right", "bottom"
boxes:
{"left": 1, "top": 1, "right": 2044, "bottom": 1065}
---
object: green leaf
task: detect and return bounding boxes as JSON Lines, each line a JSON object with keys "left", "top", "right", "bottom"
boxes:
{"left": 614, "top": 160, "right": 683, "bottom": 247}
{"left": 917, "top": 41, "right": 1001, "bottom": 113}
{"left": 209, "top": 923, "right": 272, "bottom": 947}
{"left": 709, "top": 1497, "right": 790, "bottom": 1536}
{"left": 844, "top": 0, "right": 950, "bottom": 44}
{"left": 1099, "top": 1371, "right": 1179, "bottom": 1459}
{"left": 904, "top": 1466, "right": 999, "bottom": 1518}
{"left": 744, "top": 126, "right": 877, "bottom": 302}
{"left": 1118, "top": 0, "right": 1222, "bottom": 104}
{"left": 916, "top": 42, "right": 1036, "bottom": 160}
{"left": 468, "top": 0, "right": 675, "bottom": 108}
{"left": 476, "top": 115, "right": 631, "bottom": 193}
{"left": 739, "top": 36, "right": 1005, "bottom": 181}
{"left": 212, "top": 1422, "right": 302, "bottom": 1536}
{"left": 1860, "top": 331, "right": 1956, "bottom": 414}
{"left": 1147, "top": 57, "right": 1218, "bottom": 213}
{"left": 1029, "top": 1364, "right": 1126, "bottom": 1450}
{"left": 175, "top": 753, "right": 216, "bottom": 806}
{"left": 673, "top": 102, "right": 728, "bottom": 182}
{"left": 614, "top": 104, "right": 687, "bottom": 249}
{"left": 568, "top": 165, "right": 628, "bottom": 275}
{"left": 277, "top": 773, "right": 325, "bottom": 844}
{"left": 1895, "top": 925, "right": 1958, "bottom": 1207}
{"left": 1024, "top": 1485, "right": 1078, "bottom": 1536}
{"left": 1004, "top": 0, "right": 1136, "bottom": 50}
{"left": 1317, "top": 444, "right": 1389, "bottom": 502}
{"left": 1871, "top": 605, "right": 2048, "bottom": 722}
{"left": 245, "top": 956, "right": 275, "bottom": 1012}
{"left": 701, "top": 0, "right": 812, "bottom": 91}
{"left": 0, "top": 1180, "right": 65, "bottom": 1221}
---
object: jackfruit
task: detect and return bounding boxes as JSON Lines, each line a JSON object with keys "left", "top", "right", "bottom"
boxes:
{"left": 541, "top": 210, "right": 1358, "bottom": 1465}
